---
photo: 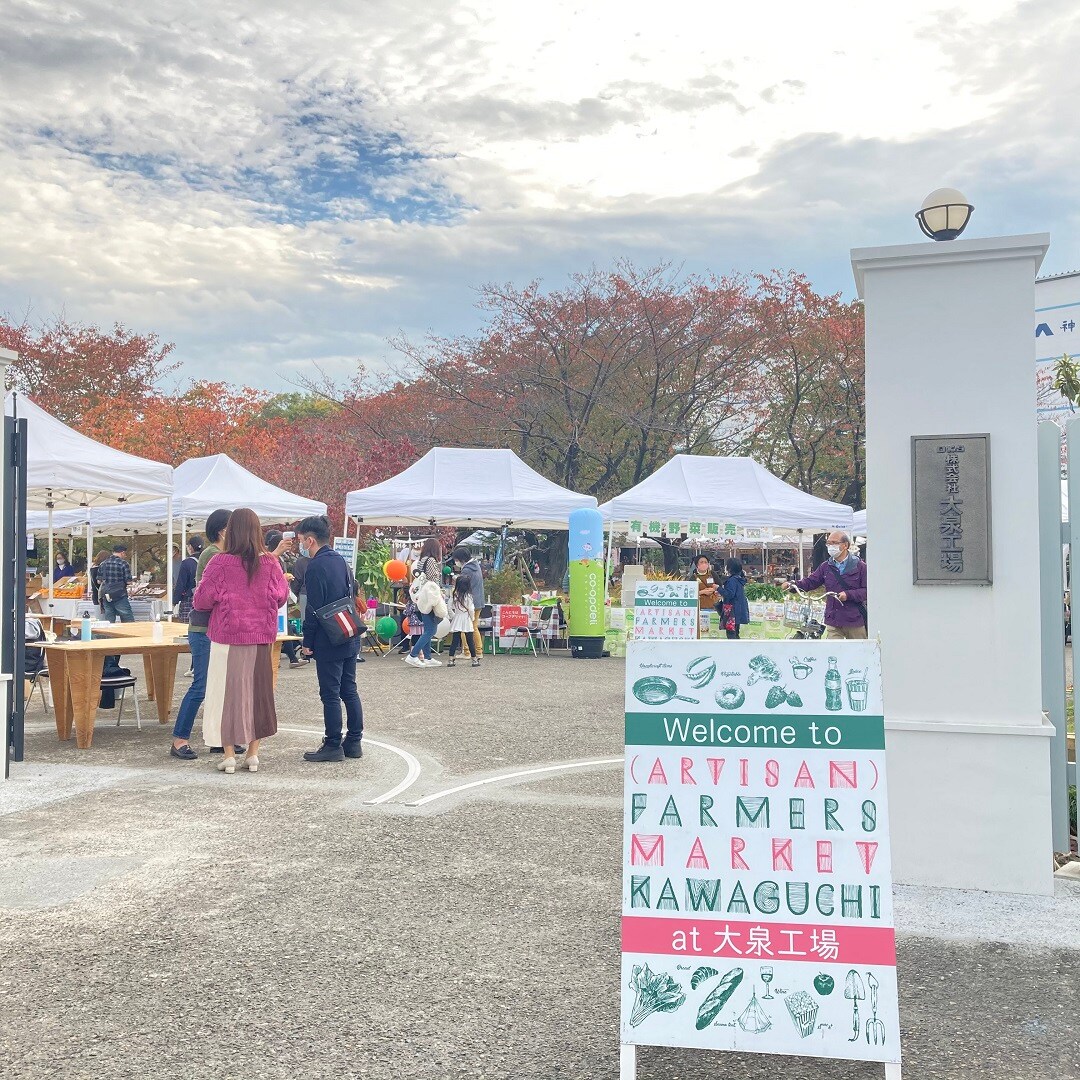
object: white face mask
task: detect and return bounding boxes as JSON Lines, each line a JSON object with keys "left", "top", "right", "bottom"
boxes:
{"left": 827, "top": 544, "right": 843, "bottom": 559}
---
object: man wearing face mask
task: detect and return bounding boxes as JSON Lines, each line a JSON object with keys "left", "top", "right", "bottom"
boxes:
{"left": 296, "top": 515, "right": 364, "bottom": 763}
{"left": 784, "top": 530, "right": 868, "bottom": 639}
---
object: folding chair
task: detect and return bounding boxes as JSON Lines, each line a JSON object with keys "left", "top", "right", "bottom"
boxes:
{"left": 498, "top": 610, "right": 537, "bottom": 657}
{"left": 534, "top": 606, "right": 554, "bottom": 655}
{"left": 25, "top": 619, "right": 51, "bottom": 712}
{"left": 103, "top": 672, "right": 142, "bottom": 730}
{"left": 478, "top": 605, "right": 496, "bottom": 657}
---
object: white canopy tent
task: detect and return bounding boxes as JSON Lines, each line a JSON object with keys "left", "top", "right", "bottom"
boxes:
{"left": 29, "top": 454, "right": 326, "bottom": 539}
{"left": 344, "top": 447, "right": 597, "bottom": 529}
{"left": 6, "top": 393, "right": 175, "bottom": 607}
{"left": 852, "top": 509, "right": 867, "bottom": 536}
{"left": 600, "top": 454, "right": 853, "bottom": 576}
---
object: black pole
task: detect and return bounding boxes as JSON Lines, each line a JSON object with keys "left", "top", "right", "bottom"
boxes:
{"left": 4, "top": 416, "right": 27, "bottom": 771}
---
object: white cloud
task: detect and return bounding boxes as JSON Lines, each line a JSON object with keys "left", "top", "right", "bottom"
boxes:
{"left": 0, "top": 0, "right": 1076, "bottom": 390}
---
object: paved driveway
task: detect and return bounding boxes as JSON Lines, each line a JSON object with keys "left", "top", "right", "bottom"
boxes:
{"left": 1, "top": 651, "right": 1078, "bottom": 1078}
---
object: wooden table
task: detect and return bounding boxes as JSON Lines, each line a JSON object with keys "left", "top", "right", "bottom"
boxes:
{"left": 43, "top": 637, "right": 190, "bottom": 749}
{"left": 45, "top": 626, "right": 303, "bottom": 748}
{"left": 93, "top": 622, "right": 193, "bottom": 703}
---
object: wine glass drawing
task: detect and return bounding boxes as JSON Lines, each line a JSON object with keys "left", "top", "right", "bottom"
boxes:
{"left": 760, "top": 966, "right": 775, "bottom": 1000}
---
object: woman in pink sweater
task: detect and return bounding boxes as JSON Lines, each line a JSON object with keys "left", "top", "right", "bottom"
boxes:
{"left": 192, "top": 507, "right": 289, "bottom": 774}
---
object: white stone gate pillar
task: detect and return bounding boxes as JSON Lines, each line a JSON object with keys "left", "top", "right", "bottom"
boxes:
{"left": 851, "top": 233, "right": 1054, "bottom": 895}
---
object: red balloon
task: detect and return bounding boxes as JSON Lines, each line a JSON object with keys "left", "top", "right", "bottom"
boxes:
{"left": 402, "top": 617, "right": 410, "bottom": 634}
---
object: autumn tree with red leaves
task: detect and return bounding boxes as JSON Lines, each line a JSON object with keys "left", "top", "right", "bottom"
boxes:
{"left": 744, "top": 271, "right": 866, "bottom": 506}
{"left": 0, "top": 313, "right": 177, "bottom": 425}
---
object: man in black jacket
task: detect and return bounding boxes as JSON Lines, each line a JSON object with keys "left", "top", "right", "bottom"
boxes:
{"left": 297, "top": 515, "right": 364, "bottom": 763}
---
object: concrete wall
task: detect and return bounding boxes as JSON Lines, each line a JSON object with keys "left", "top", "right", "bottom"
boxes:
{"left": 852, "top": 234, "right": 1055, "bottom": 895}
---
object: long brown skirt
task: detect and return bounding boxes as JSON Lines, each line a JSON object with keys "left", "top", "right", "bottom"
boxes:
{"left": 202, "top": 642, "right": 277, "bottom": 748}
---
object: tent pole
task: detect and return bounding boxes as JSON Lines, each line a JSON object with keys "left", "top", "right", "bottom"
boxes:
{"left": 132, "top": 533, "right": 139, "bottom": 577}
{"left": 181, "top": 516, "right": 187, "bottom": 562}
{"left": 47, "top": 505, "right": 54, "bottom": 610}
{"left": 798, "top": 529, "right": 805, "bottom": 577}
{"left": 86, "top": 518, "right": 94, "bottom": 601}
{"left": 604, "top": 522, "right": 614, "bottom": 595}
{"left": 166, "top": 496, "right": 174, "bottom": 614}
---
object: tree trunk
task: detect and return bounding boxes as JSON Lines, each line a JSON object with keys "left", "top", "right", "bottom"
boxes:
{"left": 656, "top": 537, "right": 681, "bottom": 575}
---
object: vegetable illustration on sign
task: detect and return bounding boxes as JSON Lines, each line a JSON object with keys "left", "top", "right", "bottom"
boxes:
{"left": 628, "top": 964, "right": 686, "bottom": 1027}
{"left": 747, "top": 655, "right": 781, "bottom": 684}
{"left": 685, "top": 656, "right": 717, "bottom": 688}
{"left": 813, "top": 973, "right": 836, "bottom": 997}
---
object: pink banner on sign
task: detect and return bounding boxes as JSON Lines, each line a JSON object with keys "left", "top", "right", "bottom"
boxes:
{"left": 622, "top": 916, "right": 896, "bottom": 967}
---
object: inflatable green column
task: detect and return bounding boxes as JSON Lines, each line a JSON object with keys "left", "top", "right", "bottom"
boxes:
{"left": 568, "top": 507, "right": 605, "bottom": 659}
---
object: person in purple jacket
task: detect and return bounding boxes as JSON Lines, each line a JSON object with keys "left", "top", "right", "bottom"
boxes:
{"left": 784, "top": 530, "right": 868, "bottom": 639}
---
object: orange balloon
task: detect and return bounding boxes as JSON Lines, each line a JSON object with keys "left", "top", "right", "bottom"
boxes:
{"left": 386, "top": 559, "right": 408, "bottom": 582}
{"left": 402, "top": 617, "right": 410, "bottom": 634}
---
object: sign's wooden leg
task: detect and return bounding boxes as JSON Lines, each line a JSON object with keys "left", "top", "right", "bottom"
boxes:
{"left": 619, "top": 1044, "right": 636, "bottom": 1080}
{"left": 885, "top": 1062, "right": 902, "bottom": 1079}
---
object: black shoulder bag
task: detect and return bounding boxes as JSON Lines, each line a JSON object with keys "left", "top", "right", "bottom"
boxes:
{"left": 313, "top": 557, "right": 361, "bottom": 646}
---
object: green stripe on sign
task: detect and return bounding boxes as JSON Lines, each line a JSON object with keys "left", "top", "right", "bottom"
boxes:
{"left": 625, "top": 712, "right": 886, "bottom": 750}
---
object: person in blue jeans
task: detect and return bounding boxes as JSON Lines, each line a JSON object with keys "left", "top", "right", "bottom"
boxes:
{"left": 171, "top": 509, "right": 232, "bottom": 760}
{"left": 98, "top": 544, "right": 135, "bottom": 623}
{"left": 296, "top": 515, "right": 364, "bottom": 763}
{"left": 405, "top": 538, "right": 444, "bottom": 668}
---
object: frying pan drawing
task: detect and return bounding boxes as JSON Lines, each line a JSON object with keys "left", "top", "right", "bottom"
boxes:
{"left": 632, "top": 676, "right": 700, "bottom": 705}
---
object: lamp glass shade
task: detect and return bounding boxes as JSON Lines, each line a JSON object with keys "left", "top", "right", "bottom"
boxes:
{"left": 917, "top": 186, "right": 973, "bottom": 241}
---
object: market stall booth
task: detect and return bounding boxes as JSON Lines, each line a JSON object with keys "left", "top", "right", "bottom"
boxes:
{"left": 345, "top": 447, "right": 597, "bottom": 652}
{"left": 5, "top": 392, "right": 175, "bottom": 762}
{"left": 599, "top": 454, "right": 854, "bottom": 649}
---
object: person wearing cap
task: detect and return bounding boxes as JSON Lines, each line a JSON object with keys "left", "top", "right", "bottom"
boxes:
{"left": 98, "top": 543, "right": 134, "bottom": 624}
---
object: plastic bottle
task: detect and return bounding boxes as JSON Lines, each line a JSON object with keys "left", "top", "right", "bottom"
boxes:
{"left": 825, "top": 657, "right": 842, "bottom": 711}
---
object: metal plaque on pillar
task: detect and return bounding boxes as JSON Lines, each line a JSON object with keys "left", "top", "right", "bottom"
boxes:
{"left": 911, "top": 433, "right": 992, "bottom": 585}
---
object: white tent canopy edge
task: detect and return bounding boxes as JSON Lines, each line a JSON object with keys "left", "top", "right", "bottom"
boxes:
{"left": 6, "top": 392, "right": 176, "bottom": 609}
{"left": 344, "top": 447, "right": 598, "bottom": 530}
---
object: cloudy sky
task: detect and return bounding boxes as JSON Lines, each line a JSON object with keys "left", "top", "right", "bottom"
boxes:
{"left": 1, "top": 0, "right": 1077, "bottom": 391}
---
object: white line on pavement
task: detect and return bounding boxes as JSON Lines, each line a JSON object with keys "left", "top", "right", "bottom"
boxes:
{"left": 407, "top": 757, "right": 624, "bottom": 808}
{"left": 277, "top": 726, "right": 423, "bottom": 804}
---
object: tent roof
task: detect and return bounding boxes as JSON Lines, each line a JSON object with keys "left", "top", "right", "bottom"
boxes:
{"left": 344, "top": 447, "right": 597, "bottom": 528}
{"left": 27, "top": 454, "right": 325, "bottom": 532}
{"left": 599, "top": 454, "right": 854, "bottom": 531}
{"left": 6, "top": 393, "right": 173, "bottom": 511}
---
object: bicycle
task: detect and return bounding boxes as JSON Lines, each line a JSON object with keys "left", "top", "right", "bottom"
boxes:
{"left": 782, "top": 582, "right": 844, "bottom": 640}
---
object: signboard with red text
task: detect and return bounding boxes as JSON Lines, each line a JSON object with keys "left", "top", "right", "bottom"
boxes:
{"left": 620, "top": 640, "right": 900, "bottom": 1066}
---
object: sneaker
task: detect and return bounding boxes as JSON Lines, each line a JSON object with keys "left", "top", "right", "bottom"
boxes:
{"left": 447, "top": 658, "right": 456, "bottom": 667}
{"left": 183, "top": 668, "right": 194, "bottom": 678}
{"left": 343, "top": 739, "right": 364, "bottom": 759}
{"left": 170, "top": 744, "right": 198, "bottom": 760}
{"left": 303, "top": 741, "right": 345, "bottom": 763}
{"left": 471, "top": 658, "right": 481, "bottom": 667}
{"left": 289, "top": 661, "right": 302, "bottom": 669}
{"left": 423, "top": 658, "right": 442, "bottom": 667}
{"left": 404, "top": 655, "right": 425, "bottom": 668}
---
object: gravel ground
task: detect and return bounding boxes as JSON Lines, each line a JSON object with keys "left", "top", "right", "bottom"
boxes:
{"left": 2, "top": 649, "right": 1079, "bottom": 1079}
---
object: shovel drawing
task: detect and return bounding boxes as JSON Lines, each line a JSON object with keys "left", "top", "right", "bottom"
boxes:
{"left": 844, "top": 970, "right": 865, "bottom": 1042}
{"left": 865, "top": 973, "right": 885, "bottom": 1045}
